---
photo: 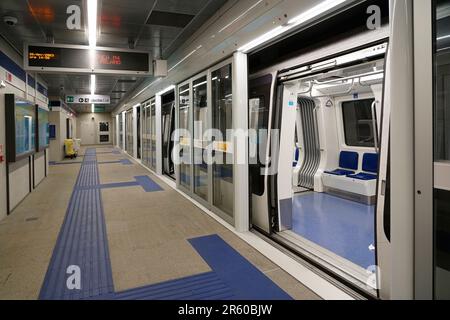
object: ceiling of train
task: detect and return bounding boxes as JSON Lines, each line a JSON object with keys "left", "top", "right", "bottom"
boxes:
{"left": 0, "top": 0, "right": 227, "bottom": 112}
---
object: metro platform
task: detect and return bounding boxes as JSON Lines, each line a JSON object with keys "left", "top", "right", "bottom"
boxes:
{"left": 0, "top": 145, "right": 319, "bottom": 300}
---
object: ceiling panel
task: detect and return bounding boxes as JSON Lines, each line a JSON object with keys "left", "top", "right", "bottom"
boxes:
{"left": 146, "top": 11, "right": 194, "bottom": 28}
{"left": 0, "top": 0, "right": 228, "bottom": 111}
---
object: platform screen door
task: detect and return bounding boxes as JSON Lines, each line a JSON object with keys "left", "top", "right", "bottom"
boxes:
{"left": 415, "top": 0, "right": 450, "bottom": 300}
{"left": 433, "top": 0, "right": 450, "bottom": 300}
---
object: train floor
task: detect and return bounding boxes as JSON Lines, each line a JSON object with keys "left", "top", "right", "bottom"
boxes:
{"left": 0, "top": 145, "right": 319, "bottom": 300}
{"left": 291, "top": 192, "right": 376, "bottom": 270}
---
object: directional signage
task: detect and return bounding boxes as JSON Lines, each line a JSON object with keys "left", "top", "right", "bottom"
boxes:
{"left": 24, "top": 43, "right": 151, "bottom": 75}
{"left": 94, "top": 106, "right": 106, "bottom": 113}
{"left": 66, "top": 94, "right": 110, "bottom": 105}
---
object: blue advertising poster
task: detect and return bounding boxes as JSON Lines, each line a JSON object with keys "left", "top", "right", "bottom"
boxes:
{"left": 15, "top": 101, "right": 36, "bottom": 156}
{"left": 38, "top": 107, "right": 49, "bottom": 149}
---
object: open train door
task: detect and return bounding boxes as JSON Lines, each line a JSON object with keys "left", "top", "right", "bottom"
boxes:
{"left": 249, "top": 72, "right": 278, "bottom": 234}
{"left": 251, "top": 40, "right": 394, "bottom": 297}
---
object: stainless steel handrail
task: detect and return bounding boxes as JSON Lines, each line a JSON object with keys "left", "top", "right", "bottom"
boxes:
{"left": 371, "top": 100, "right": 379, "bottom": 153}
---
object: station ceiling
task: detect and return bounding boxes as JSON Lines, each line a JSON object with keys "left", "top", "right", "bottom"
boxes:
{"left": 0, "top": 0, "right": 227, "bottom": 112}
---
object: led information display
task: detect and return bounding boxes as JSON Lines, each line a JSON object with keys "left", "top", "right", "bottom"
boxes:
{"left": 25, "top": 44, "right": 150, "bottom": 74}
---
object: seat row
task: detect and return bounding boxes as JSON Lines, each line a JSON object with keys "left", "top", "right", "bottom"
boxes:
{"left": 322, "top": 151, "right": 379, "bottom": 205}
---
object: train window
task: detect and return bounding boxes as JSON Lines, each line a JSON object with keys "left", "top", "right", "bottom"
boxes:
{"left": 249, "top": 97, "right": 266, "bottom": 196}
{"left": 341, "top": 99, "right": 375, "bottom": 148}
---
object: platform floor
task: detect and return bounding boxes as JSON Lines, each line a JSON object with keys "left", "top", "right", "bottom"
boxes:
{"left": 292, "top": 192, "right": 376, "bottom": 269}
{"left": 0, "top": 146, "right": 319, "bottom": 300}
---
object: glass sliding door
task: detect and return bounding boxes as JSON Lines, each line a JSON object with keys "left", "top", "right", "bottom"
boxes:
{"left": 142, "top": 101, "right": 151, "bottom": 167}
{"left": 125, "top": 109, "right": 133, "bottom": 155}
{"left": 433, "top": 0, "right": 450, "bottom": 299}
{"left": 193, "top": 75, "right": 209, "bottom": 201}
{"left": 119, "top": 113, "right": 124, "bottom": 149}
{"left": 179, "top": 83, "right": 191, "bottom": 190}
{"left": 150, "top": 99, "right": 156, "bottom": 170}
{"left": 211, "top": 64, "right": 234, "bottom": 217}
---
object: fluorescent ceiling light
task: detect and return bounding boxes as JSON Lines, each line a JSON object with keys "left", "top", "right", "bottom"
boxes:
{"left": 157, "top": 85, "right": 175, "bottom": 96}
{"left": 168, "top": 45, "right": 202, "bottom": 73}
{"left": 238, "top": 0, "right": 348, "bottom": 53}
{"left": 87, "top": 0, "right": 98, "bottom": 49}
{"left": 438, "top": 34, "right": 450, "bottom": 41}
{"left": 218, "top": 0, "right": 263, "bottom": 33}
{"left": 287, "top": 0, "right": 347, "bottom": 25}
{"left": 90, "top": 74, "right": 96, "bottom": 94}
{"left": 193, "top": 81, "right": 207, "bottom": 88}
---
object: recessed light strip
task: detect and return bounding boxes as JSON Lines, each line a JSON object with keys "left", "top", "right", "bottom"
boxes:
{"left": 238, "top": 0, "right": 348, "bottom": 53}
{"left": 157, "top": 85, "right": 175, "bottom": 96}
{"left": 87, "top": 0, "right": 98, "bottom": 49}
{"left": 167, "top": 45, "right": 202, "bottom": 73}
{"left": 88, "top": 0, "right": 97, "bottom": 109}
{"left": 218, "top": 0, "right": 263, "bottom": 33}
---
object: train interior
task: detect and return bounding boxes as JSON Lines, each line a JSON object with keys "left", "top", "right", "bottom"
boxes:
{"left": 162, "top": 91, "right": 176, "bottom": 179}
{"left": 250, "top": 42, "right": 387, "bottom": 292}
{"left": 3, "top": 0, "right": 450, "bottom": 302}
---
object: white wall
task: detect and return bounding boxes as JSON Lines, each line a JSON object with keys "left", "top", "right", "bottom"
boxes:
{"left": 76, "top": 113, "right": 113, "bottom": 146}
{"left": 48, "top": 107, "right": 77, "bottom": 162}
{"left": 34, "top": 151, "right": 46, "bottom": 187}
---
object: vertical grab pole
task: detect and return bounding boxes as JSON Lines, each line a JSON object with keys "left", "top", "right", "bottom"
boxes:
{"left": 371, "top": 100, "right": 379, "bottom": 153}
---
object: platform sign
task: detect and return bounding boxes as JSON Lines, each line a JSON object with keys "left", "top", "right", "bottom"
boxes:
{"left": 66, "top": 94, "right": 111, "bottom": 105}
{"left": 24, "top": 43, "right": 151, "bottom": 75}
{"left": 94, "top": 106, "right": 106, "bottom": 113}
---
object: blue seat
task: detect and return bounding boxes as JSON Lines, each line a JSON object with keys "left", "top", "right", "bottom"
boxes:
{"left": 362, "top": 153, "right": 378, "bottom": 173}
{"left": 325, "top": 151, "right": 359, "bottom": 176}
{"left": 347, "top": 153, "right": 379, "bottom": 180}
{"left": 347, "top": 172, "right": 377, "bottom": 180}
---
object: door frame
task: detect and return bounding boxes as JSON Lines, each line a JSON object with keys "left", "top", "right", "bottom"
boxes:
{"left": 176, "top": 78, "right": 194, "bottom": 195}
{"left": 413, "top": 0, "right": 434, "bottom": 300}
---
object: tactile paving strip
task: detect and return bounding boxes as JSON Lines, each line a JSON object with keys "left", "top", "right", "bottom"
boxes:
{"left": 39, "top": 149, "right": 114, "bottom": 300}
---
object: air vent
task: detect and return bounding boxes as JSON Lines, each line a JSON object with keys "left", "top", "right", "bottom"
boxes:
{"left": 147, "top": 10, "right": 194, "bottom": 28}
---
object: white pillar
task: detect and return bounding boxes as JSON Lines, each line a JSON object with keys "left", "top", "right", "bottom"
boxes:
{"left": 133, "top": 105, "right": 138, "bottom": 158}
{"left": 121, "top": 112, "right": 126, "bottom": 150}
{"left": 115, "top": 114, "right": 119, "bottom": 148}
{"left": 155, "top": 95, "right": 163, "bottom": 175}
{"left": 232, "top": 51, "right": 249, "bottom": 232}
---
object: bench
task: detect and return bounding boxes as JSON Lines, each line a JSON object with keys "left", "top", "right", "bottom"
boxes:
{"left": 322, "top": 152, "right": 379, "bottom": 205}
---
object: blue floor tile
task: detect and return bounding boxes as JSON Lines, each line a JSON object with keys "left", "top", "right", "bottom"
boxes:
{"left": 189, "top": 235, "right": 292, "bottom": 300}
{"left": 40, "top": 148, "right": 292, "bottom": 300}
{"left": 291, "top": 192, "right": 375, "bottom": 269}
